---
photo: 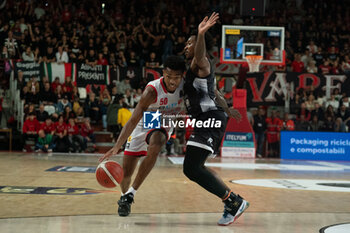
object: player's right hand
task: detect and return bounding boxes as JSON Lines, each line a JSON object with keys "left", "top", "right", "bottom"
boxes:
{"left": 99, "top": 147, "right": 119, "bottom": 163}
{"left": 198, "top": 12, "right": 219, "bottom": 35}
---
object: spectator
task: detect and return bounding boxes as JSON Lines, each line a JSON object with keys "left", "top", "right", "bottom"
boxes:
{"left": 291, "top": 53, "right": 304, "bottom": 72}
{"left": 296, "top": 102, "right": 311, "bottom": 121}
{"left": 253, "top": 107, "right": 266, "bottom": 158}
{"left": 311, "top": 102, "right": 325, "bottom": 122}
{"left": 97, "top": 52, "right": 108, "bottom": 65}
{"left": 334, "top": 117, "right": 347, "bottom": 132}
{"left": 62, "top": 76, "right": 75, "bottom": 97}
{"left": 325, "top": 94, "right": 340, "bottom": 112}
{"left": 54, "top": 85, "right": 64, "bottom": 102}
{"left": 35, "top": 129, "right": 55, "bottom": 153}
{"left": 66, "top": 117, "right": 84, "bottom": 152}
{"left": 80, "top": 117, "right": 96, "bottom": 152}
{"left": 100, "top": 89, "right": 111, "bottom": 131}
{"left": 53, "top": 115, "right": 69, "bottom": 152}
{"left": 39, "top": 82, "right": 57, "bottom": 104}
{"left": 117, "top": 78, "right": 132, "bottom": 94}
{"left": 57, "top": 95, "right": 72, "bottom": 114}
{"left": 280, "top": 112, "right": 295, "bottom": 131}
{"left": 336, "top": 105, "right": 350, "bottom": 123}
{"left": 319, "top": 60, "right": 331, "bottom": 74}
{"left": 63, "top": 105, "right": 76, "bottom": 122}
{"left": 124, "top": 88, "right": 134, "bottom": 108}
{"left": 26, "top": 76, "right": 40, "bottom": 95}
{"left": 295, "top": 115, "right": 311, "bottom": 131}
{"left": 36, "top": 103, "right": 49, "bottom": 123}
{"left": 116, "top": 50, "right": 127, "bottom": 68}
{"left": 306, "top": 60, "right": 318, "bottom": 73}
{"left": 40, "top": 117, "right": 55, "bottom": 136}
{"left": 133, "top": 88, "right": 143, "bottom": 106}
{"left": 84, "top": 92, "right": 100, "bottom": 123}
{"left": 320, "top": 115, "right": 335, "bottom": 132}
{"left": 145, "top": 52, "right": 160, "bottom": 68}
{"left": 305, "top": 94, "right": 316, "bottom": 112}
{"left": 86, "top": 49, "right": 97, "bottom": 67}
{"left": 43, "top": 46, "right": 56, "bottom": 63}
{"left": 4, "top": 31, "right": 18, "bottom": 58}
{"left": 56, "top": 45, "right": 69, "bottom": 64}
{"left": 107, "top": 95, "right": 122, "bottom": 142}
{"left": 51, "top": 77, "right": 62, "bottom": 94}
{"left": 22, "top": 112, "right": 40, "bottom": 151}
{"left": 16, "top": 71, "right": 26, "bottom": 92}
{"left": 266, "top": 110, "right": 281, "bottom": 158}
{"left": 22, "top": 46, "right": 35, "bottom": 61}
{"left": 117, "top": 102, "right": 132, "bottom": 128}
{"left": 310, "top": 115, "right": 323, "bottom": 131}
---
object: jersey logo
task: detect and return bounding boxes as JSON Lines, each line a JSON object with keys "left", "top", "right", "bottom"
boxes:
{"left": 143, "top": 110, "right": 161, "bottom": 129}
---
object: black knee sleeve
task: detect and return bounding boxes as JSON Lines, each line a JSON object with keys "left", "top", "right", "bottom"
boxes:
{"left": 183, "top": 145, "right": 228, "bottom": 198}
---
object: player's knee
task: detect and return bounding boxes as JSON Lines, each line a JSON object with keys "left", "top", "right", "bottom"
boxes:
{"left": 183, "top": 160, "right": 200, "bottom": 181}
{"left": 148, "top": 131, "right": 167, "bottom": 148}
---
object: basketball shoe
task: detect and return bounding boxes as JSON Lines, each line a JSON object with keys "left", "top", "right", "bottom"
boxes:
{"left": 217, "top": 194, "right": 249, "bottom": 226}
{"left": 118, "top": 193, "right": 134, "bottom": 216}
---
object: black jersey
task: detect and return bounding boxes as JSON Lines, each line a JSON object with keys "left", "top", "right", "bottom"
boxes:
{"left": 184, "top": 62, "right": 222, "bottom": 117}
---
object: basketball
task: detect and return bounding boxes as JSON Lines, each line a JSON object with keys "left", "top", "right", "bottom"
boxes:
{"left": 96, "top": 161, "right": 124, "bottom": 188}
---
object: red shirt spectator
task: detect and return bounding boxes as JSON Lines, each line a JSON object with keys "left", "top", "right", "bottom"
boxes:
{"left": 80, "top": 122, "right": 93, "bottom": 137}
{"left": 62, "top": 5, "right": 72, "bottom": 23}
{"left": 55, "top": 121, "right": 67, "bottom": 134}
{"left": 266, "top": 113, "right": 282, "bottom": 143}
{"left": 23, "top": 114, "right": 40, "bottom": 133}
{"left": 292, "top": 60, "right": 304, "bottom": 72}
{"left": 51, "top": 77, "right": 62, "bottom": 93}
{"left": 319, "top": 61, "right": 332, "bottom": 74}
{"left": 67, "top": 121, "right": 79, "bottom": 135}
{"left": 40, "top": 119, "right": 56, "bottom": 134}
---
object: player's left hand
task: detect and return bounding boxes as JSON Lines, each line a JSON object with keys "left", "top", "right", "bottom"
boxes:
{"left": 198, "top": 12, "right": 219, "bottom": 35}
{"left": 228, "top": 107, "right": 242, "bottom": 122}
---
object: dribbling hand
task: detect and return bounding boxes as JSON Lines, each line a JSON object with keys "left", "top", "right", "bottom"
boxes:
{"left": 99, "top": 147, "right": 119, "bottom": 162}
{"left": 198, "top": 12, "right": 219, "bottom": 35}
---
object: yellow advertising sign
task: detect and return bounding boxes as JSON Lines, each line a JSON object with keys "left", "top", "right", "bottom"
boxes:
{"left": 225, "top": 29, "right": 240, "bottom": 35}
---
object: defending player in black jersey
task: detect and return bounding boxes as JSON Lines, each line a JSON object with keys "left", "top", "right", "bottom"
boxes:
{"left": 183, "top": 12, "right": 249, "bottom": 226}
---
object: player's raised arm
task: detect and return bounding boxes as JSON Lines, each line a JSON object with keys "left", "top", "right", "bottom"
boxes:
{"left": 99, "top": 86, "right": 156, "bottom": 162}
{"left": 192, "top": 12, "right": 219, "bottom": 75}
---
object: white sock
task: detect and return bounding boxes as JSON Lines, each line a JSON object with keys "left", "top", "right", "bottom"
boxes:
{"left": 125, "top": 187, "right": 137, "bottom": 196}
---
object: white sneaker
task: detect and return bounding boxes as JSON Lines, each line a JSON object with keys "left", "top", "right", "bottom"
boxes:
{"left": 218, "top": 199, "right": 249, "bottom": 226}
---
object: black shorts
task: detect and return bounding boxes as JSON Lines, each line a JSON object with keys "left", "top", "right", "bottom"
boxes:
{"left": 186, "top": 110, "right": 227, "bottom": 155}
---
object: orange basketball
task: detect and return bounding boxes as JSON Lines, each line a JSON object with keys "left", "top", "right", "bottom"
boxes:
{"left": 96, "top": 161, "right": 124, "bottom": 188}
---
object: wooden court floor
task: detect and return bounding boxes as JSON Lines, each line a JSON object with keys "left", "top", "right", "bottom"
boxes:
{"left": 0, "top": 152, "right": 349, "bottom": 233}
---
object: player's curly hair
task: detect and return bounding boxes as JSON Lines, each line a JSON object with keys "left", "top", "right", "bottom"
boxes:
{"left": 190, "top": 29, "right": 214, "bottom": 52}
{"left": 163, "top": 55, "right": 186, "bottom": 72}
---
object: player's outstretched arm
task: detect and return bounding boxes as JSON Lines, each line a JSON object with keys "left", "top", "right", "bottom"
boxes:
{"left": 215, "top": 89, "right": 242, "bottom": 122}
{"left": 192, "top": 12, "right": 219, "bottom": 76}
{"left": 99, "top": 86, "right": 156, "bottom": 162}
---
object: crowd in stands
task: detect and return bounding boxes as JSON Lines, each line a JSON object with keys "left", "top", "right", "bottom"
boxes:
{"left": 252, "top": 87, "right": 350, "bottom": 157}
{"left": 1, "top": 0, "right": 350, "bottom": 155}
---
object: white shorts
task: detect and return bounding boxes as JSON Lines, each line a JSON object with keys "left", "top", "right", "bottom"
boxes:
{"left": 124, "top": 123, "right": 173, "bottom": 156}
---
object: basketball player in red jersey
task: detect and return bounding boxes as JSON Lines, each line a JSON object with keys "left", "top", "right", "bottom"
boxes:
{"left": 99, "top": 56, "right": 186, "bottom": 217}
{"left": 183, "top": 12, "right": 249, "bottom": 226}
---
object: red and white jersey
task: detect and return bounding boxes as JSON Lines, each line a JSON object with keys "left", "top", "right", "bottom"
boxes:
{"left": 146, "top": 77, "right": 184, "bottom": 116}
{"left": 125, "top": 77, "right": 184, "bottom": 156}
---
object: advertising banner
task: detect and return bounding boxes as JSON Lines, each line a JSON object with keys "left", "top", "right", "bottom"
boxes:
{"left": 280, "top": 131, "right": 350, "bottom": 161}
{"left": 14, "top": 61, "right": 41, "bottom": 81}
{"left": 246, "top": 72, "right": 350, "bottom": 106}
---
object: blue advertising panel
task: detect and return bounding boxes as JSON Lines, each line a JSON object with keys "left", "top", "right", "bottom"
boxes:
{"left": 236, "top": 37, "right": 244, "bottom": 58}
{"left": 280, "top": 131, "right": 350, "bottom": 161}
